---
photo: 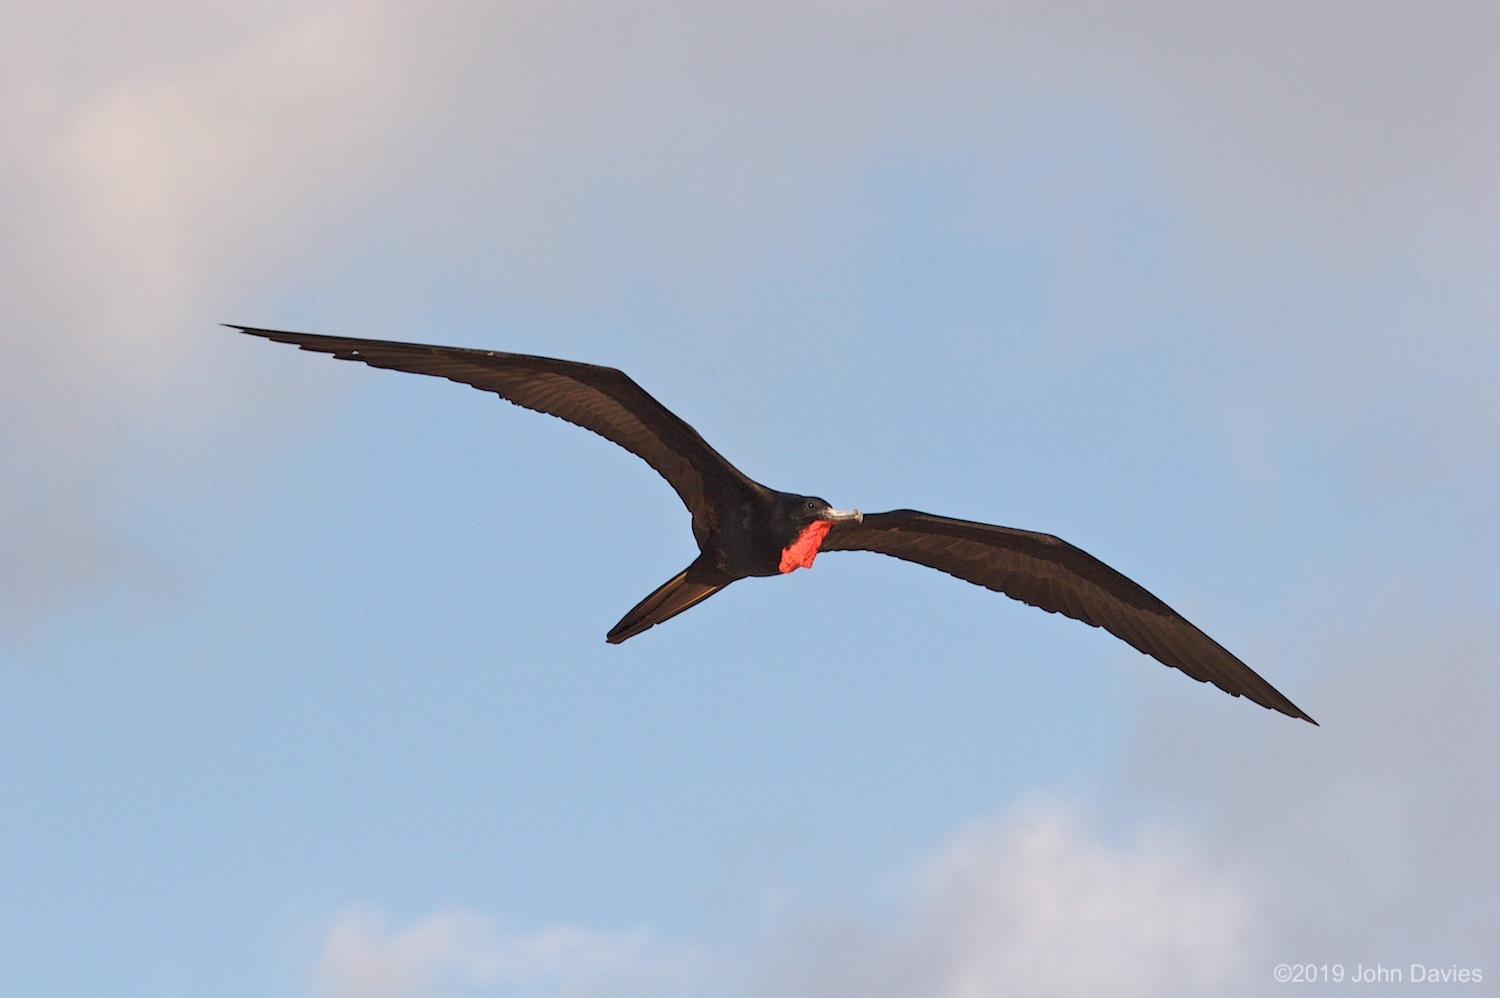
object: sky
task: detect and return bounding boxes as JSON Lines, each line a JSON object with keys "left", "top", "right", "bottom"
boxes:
{"left": 2, "top": 2, "right": 1496, "bottom": 995}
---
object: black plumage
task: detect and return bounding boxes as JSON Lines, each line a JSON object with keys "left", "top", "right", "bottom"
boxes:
{"left": 234, "top": 325, "right": 1315, "bottom": 724}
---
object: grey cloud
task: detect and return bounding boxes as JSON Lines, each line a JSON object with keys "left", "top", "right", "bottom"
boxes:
{"left": 735, "top": 617, "right": 1497, "bottom": 996}
{"left": 390, "top": 2, "right": 1500, "bottom": 259}
{"left": 1, "top": 1, "right": 411, "bottom": 626}
{"left": 4, "top": 1, "right": 1496, "bottom": 622}
{"left": 1130, "top": 616, "right": 1500, "bottom": 965}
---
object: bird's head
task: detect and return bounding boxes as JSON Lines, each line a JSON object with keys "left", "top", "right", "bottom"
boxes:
{"left": 772, "top": 493, "right": 863, "bottom": 532}
{"left": 770, "top": 493, "right": 862, "bottom": 573}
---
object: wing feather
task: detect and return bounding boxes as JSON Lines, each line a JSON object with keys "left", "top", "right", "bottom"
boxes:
{"left": 231, "top": 326, "right": 753, "bottom": 530}
{"left": 823, "top": 509, "right": 1315, "bottom": 723}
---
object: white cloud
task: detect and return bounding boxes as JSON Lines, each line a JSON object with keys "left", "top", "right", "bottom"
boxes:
{"left": 307, "top": 616, "right": 1496, "bottom": 997}
{"left": 309, "top": 907, "right": 704, "bottom": 998}
{"left": 1, "top": 1, "right": 410, "bottom": 627}
{"left": 762, "top": 801, "right": 1261, "bottom": 997}
{"left": 309, "top": 804, "right": 1261, "bottom": 998}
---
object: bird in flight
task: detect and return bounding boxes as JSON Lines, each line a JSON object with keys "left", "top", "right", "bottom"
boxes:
{"left": 234, "top": 325, "right": 1315, "bottom": 724}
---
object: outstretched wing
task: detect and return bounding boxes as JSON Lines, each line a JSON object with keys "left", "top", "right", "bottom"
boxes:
{"left": 822, "top": 510, "right": 1315, "bottom": 723}
{"left": 231, "top": 326, "right": 753, "bottom": 531}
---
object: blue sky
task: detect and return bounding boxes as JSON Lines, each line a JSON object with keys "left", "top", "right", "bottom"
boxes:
{"left": 2, "top": 4, "right": 1496, "bottom": 995}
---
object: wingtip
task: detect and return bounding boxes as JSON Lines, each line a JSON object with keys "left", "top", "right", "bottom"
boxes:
{"left": 1275, "top": 692, "right": 1318, "bottom": 726}
{"left": 1267, "top": 695, "right": 1317, "bottom": 726}
{"left": 1275, "top": 697, "right": 1318, "bottom": 726}
{"left": 227, "top": 324, "right": 317, "bottom": 347}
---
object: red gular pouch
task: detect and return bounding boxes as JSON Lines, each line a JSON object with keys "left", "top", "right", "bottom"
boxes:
{"left": 778, "top": 520, "right": 835, "bottom": 573}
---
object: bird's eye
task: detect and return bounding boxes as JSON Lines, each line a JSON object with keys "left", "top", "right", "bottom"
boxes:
{"left": 805, "top": 500, "right": 817, "bottom": 510}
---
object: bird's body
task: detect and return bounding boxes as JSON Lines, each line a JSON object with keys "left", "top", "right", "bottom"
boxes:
{"left": 234, "top": 325, "right": 1315, "bottom": 724}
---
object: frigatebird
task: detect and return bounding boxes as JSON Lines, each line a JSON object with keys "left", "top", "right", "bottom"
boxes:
{"left": 234, "top": 325, "right": 1315, "bottom": 724}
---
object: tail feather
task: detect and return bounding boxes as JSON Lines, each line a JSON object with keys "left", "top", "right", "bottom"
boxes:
{"left": 607, "top": 561, "right": 731, "bottom": 644}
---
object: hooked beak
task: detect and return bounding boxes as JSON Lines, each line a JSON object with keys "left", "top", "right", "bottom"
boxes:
{"left": 823, "top": 507, "right": 863, "bottom": 524}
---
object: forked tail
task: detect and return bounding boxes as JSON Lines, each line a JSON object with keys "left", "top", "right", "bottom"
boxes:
{"left": 606, "top": 559, "right": 732, "bottom": 644}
